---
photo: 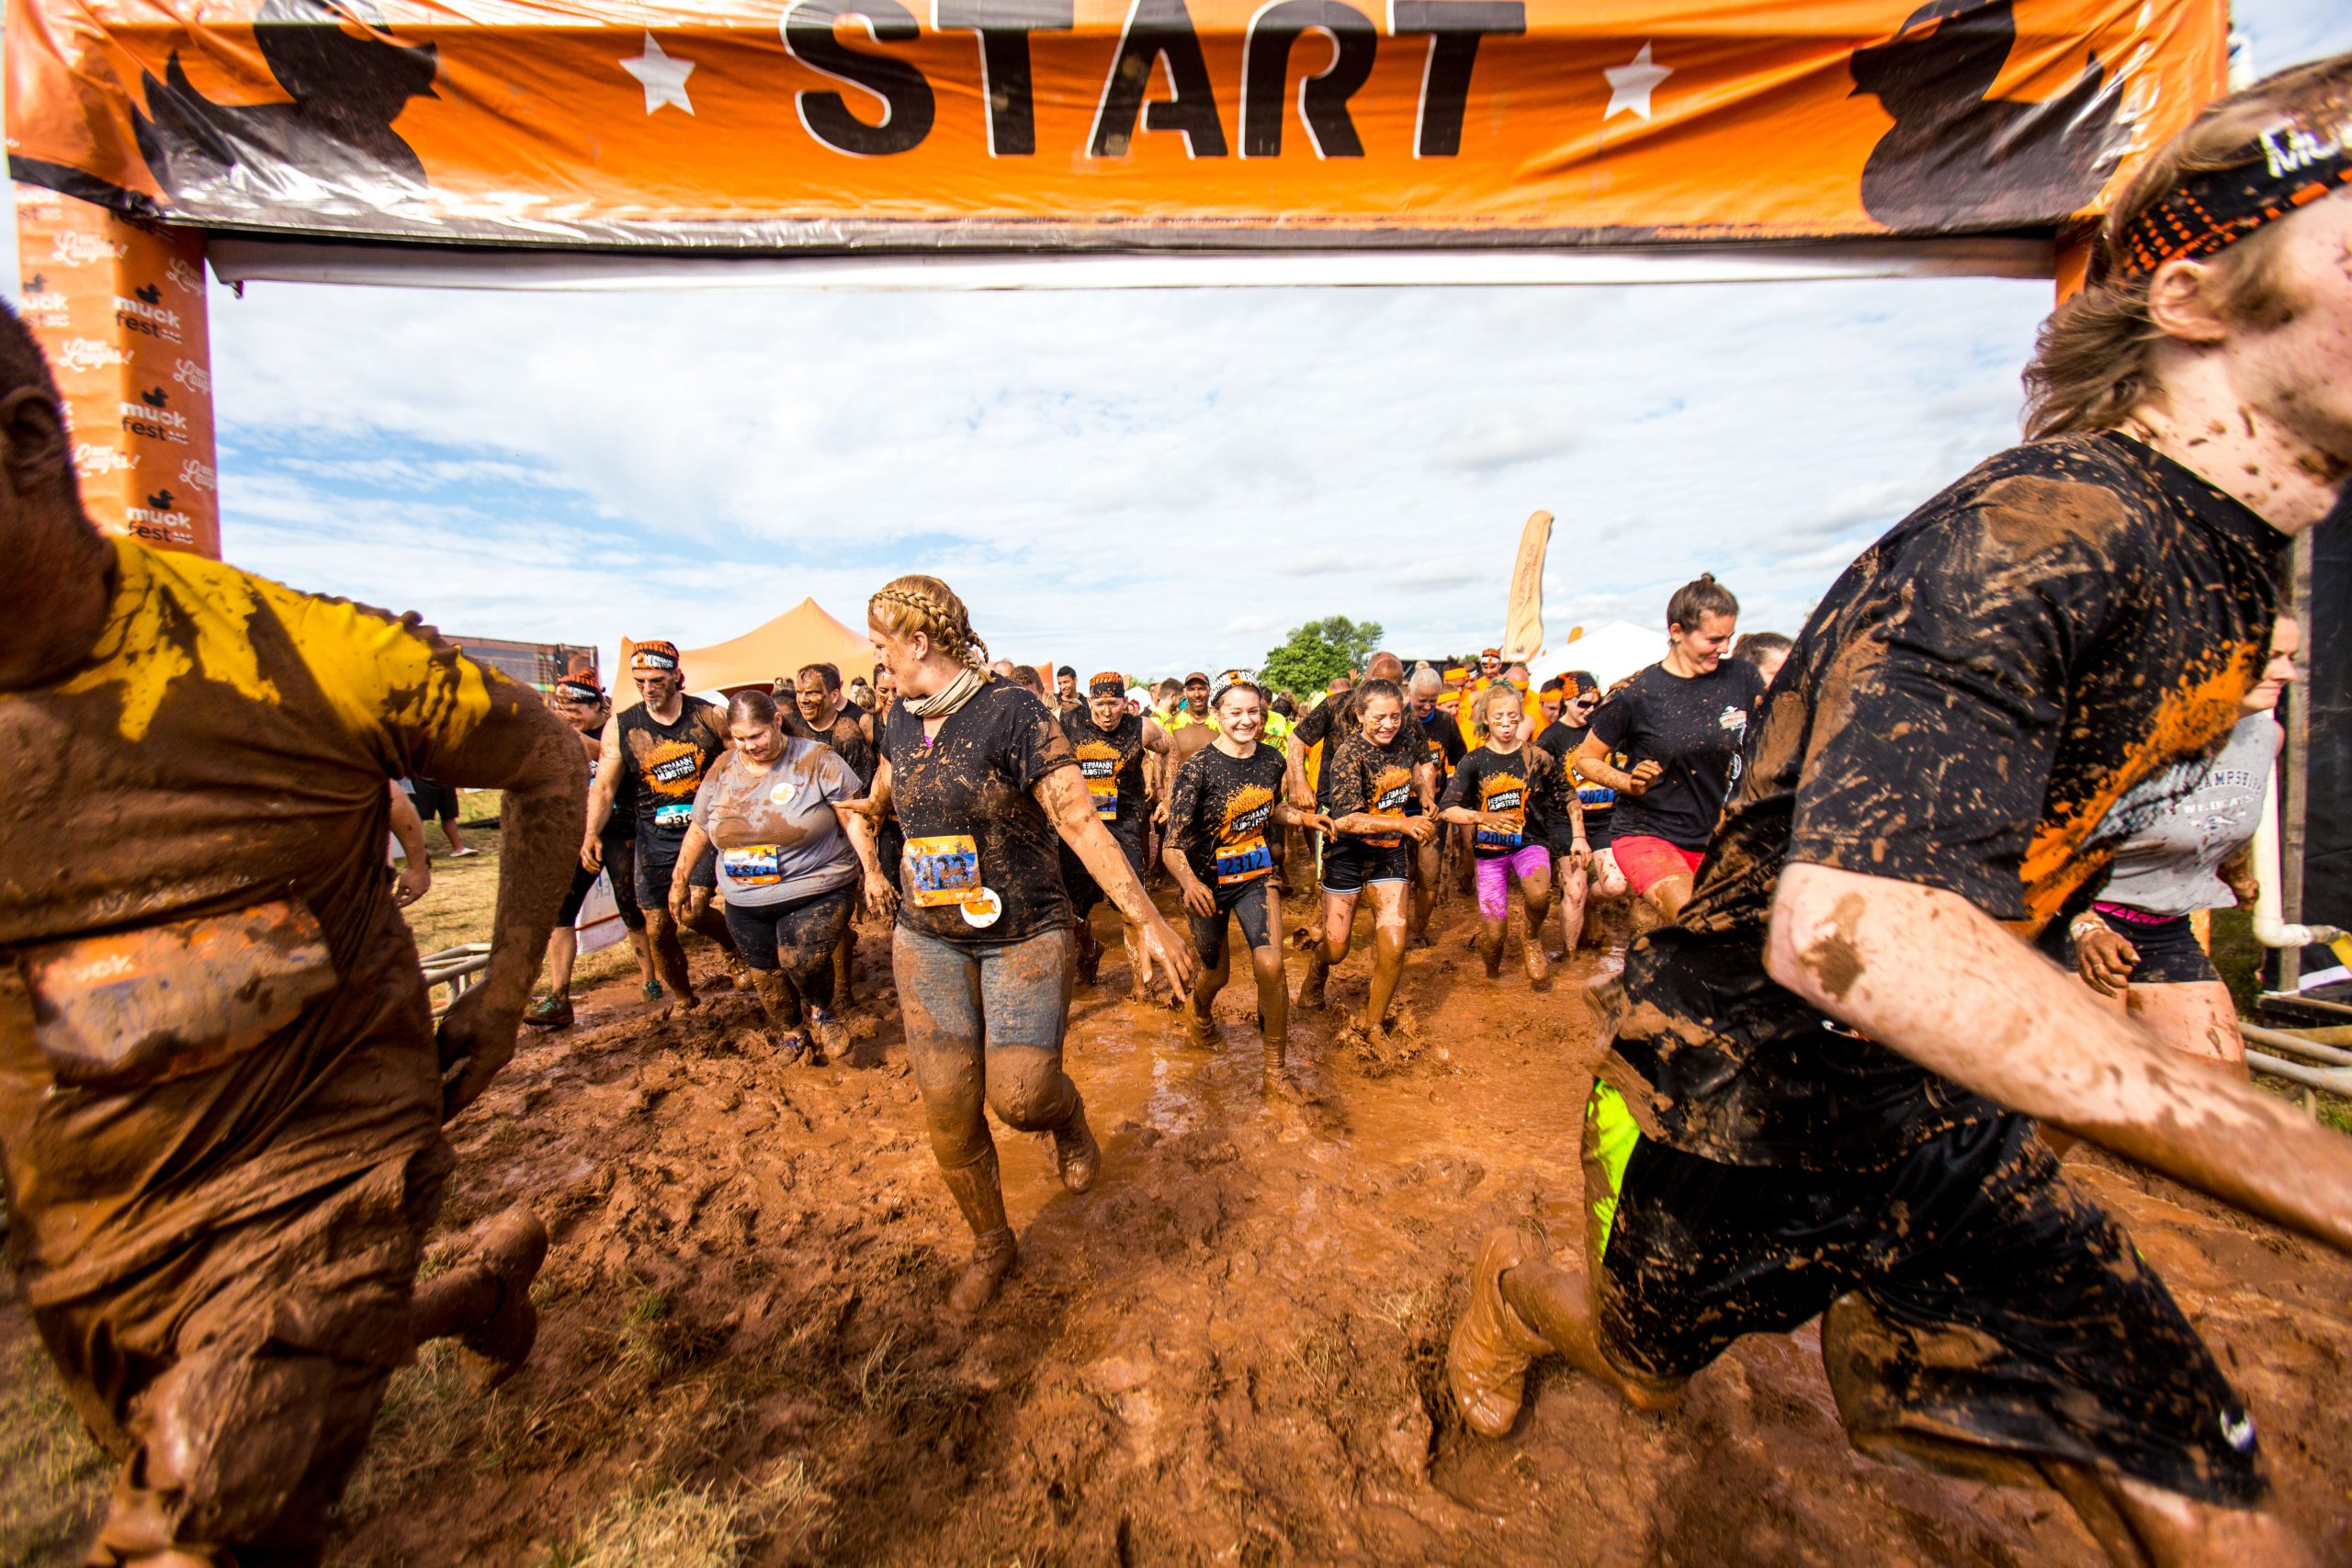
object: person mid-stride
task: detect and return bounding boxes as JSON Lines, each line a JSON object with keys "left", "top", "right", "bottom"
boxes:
{"left": 1449, "top": 56, "right": 2352, "bottom": 1566}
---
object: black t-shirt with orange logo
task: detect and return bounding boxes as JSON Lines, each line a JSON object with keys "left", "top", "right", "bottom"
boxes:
{"left": 1604, "top": 432, "right": 2282, "bottom": 1172}
{"left": 1440, "top": 743, "right": 1563, "bottom": 858}
{"left": 1322, "top": 729, "right": 1426, "bottom": 850}
{"left": 1059, "top": 707, "right": 1150, "bottom": 843}
{"left": 1585, "top": 658, "right": 1766, "bottom": 852}
{"left": 618, "top": 696, "right": 730, "bottom": 850}
{"left": 1167, "top": 743, "right": 1286, "bottom": 897}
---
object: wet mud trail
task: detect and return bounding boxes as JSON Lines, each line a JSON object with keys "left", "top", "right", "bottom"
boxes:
{"left": 14, "top": 889, "right": 2352, "bottom": 1564}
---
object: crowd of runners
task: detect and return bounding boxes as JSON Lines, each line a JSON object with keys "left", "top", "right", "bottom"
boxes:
{"left": 2, "top": 52, "right": 2349, "bottom": 1568}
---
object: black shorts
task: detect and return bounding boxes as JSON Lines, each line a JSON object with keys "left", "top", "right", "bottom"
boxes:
{"left": 1321, "top": 839, "right": 1410, "bottom": 895}
{"left": 406, "top": 777, "right": 458, "bottom": 822}
{"left": 636, "top": 835, "right": 717, "bottom": 908}
{"left": 722, "top": 883, "right": 856, "bottom": 999}
{"left": 1189, "top": 876, "right": 1276, "bottom": 968}
{"left": 1581, "top": 1080, "right": 2264, "bottom": 1506}
{"left": 2092, "top": 909, "right": 2220, "bottom": 987}
{"left": 1059, "top": 828, "right": 1148, "bottom": 916}
{"left": 557, "top": 837, "right": 646, "bottom": 931}
{"left": 1559, "top": 810, "right": 1614, "bottom": 855}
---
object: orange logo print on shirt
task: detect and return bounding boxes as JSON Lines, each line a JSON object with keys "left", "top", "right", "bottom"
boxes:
{"left": 639, "top": 738, "right": 703, "bottom": 798}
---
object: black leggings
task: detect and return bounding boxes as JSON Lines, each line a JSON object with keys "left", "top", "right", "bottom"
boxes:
{"left": 557, "top": 836, "right": 645, "bottom": 931}
{"left": 721, "top": 883, "right": 856, "bottom": 1008}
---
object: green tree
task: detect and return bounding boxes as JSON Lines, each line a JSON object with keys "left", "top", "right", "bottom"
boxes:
{"left": 1259, "top": 615, "right": 1384, "bottom": 696}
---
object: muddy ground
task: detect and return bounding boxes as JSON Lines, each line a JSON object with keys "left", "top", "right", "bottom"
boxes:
{"left": 7, "top": 885, "right": 2352, "bottom": 1565}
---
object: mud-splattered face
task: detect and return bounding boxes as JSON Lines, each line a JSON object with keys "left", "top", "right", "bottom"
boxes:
{"left": 732, "top": 714, "right": 785, "bottom": 764}
{"left": 794, "top": 670, "right": 836, "bottom": 728}
{"left": 2233, "top": 185, "right": 2352, "bottom": 479}
{"left": 1090, "top": 691, "right": 1125, "bottom": 730}
{"left": 633, "top": 665, "right": 683, "bottom": 706}
{"left": 1670, "top": 612, "right": 1739, "bottom": 673}
{"left": 2243, "top": 616, "right": 2301, "bottom": 715}
{"left": 1216, "top": 688, "right": 1264, "bottom": 743}
{"left": 1484, "top": 688, "right": 1525, "bottom": 747}
{"left": 1359, "top": 692, "right": 1404, "bottom": 745}
{"left": 867, "top": 618, "right": 932, "bottom": 696}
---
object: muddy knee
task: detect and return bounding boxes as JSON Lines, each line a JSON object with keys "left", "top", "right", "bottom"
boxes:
{"left": 985, "top": 1045, "right": 1077, "bottom": 1133}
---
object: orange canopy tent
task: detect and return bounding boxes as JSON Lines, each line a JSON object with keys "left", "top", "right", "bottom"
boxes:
{"left": 617, "top": 598, "right": 875, "bottom": 703}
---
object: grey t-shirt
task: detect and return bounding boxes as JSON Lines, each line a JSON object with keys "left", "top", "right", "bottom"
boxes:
{"left": 688, "top": 739, "right": 863, "bottom": 908}
{"left": 2096, "top": 710, "right": 2280, "bottom": 919}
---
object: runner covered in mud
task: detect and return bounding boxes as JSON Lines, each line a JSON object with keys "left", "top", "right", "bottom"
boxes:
{"left": 1283, "top": 651, "right": 1401, "bottom": 887}
{"left": 1451, "top": 60, "right": 2352, "bottom": 1564}
{"left": 1059, "top": 671, "right": 1172, "bottom": 992}
{"left": 782, "top": 661, "right": 876, "bottom": 1010}
{"left": 846, "top": 575, "right": 1196, "bottom": 1315}
{"left": 1534, "top": 671, "right": 1626, "bottom": 965}
{"left": 530, "top": 672, "right": 657, "bottom": 1026}
{"left": 2057, "top": 618, "right": 2299, "bottom": 1070}
{"left": 1295, "top": 677, "right": 1437, "bottom": 1033}
{"left": 1439, "top": 682, "right": 1575, "bottom": 986}
{"left": 1163, "top": 671, "right": 1327, "bottom": 1094}
{"left": 1573, "top": 575, "right": 1763, "bottom": 922}
{"left": 0, "top": 305, "right": 585, "bottom": 1567}
{"left": 673, "top": 690, "right": 865, "bottom": 1066}
{"left": 1406, "top": 663, "right": 1466, "bottom": 944}
{"left": 583, "top": 641, "right": 745, "bottom": 1010}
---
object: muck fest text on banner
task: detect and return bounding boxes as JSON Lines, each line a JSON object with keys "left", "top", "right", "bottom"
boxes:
{"left": 13, "top": 186, "right": 218, "bottom": 555}
{"left": 7, "top": 0, "right": 2225, "bottom": 250}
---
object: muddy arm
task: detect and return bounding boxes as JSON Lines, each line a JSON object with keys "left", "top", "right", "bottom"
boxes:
{"left": 836, "top": 759, "right": 898, "bottom": 919}
{"left": 1573, "top": 735, "right": 1647, "bottom": 797}
{"left": 1036, "top": 765, "right": 1199, "bottom": 990}
{"left": 581, "top": 714, "right": 624, "bottom": 868}
{"left": 1283, "top": 734, "right": 1314, "bottom": 808}
{"left": 440, "top": 695, "right": 589, "bottom": 1120}
{"left": 1766, "top": 861, "right": 2352, "bottom": 1255}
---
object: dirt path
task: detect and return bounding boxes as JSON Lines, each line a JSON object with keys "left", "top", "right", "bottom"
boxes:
{"left": 9, "top": 888, "right": 2352, "bottom": 1564}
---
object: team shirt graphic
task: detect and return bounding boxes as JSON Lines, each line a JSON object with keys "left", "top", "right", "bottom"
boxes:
{"left": 1214, "top": 783, "right": 1276, "bottom": 886}
{"left": 1074, "top": 735, "right": 1123, "bottom": 820}
{"left": 1167, "top": 744, "right": 1287, "bottom": 897}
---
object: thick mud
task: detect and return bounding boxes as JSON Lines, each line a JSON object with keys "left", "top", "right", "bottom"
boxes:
{"left": 15, "top": 888, "right": 2352, "bottom": 1564}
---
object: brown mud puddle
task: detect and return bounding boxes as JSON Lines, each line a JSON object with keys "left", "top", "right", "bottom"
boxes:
{"left": 12, "top": 890, "right": 2352, "bottom": 1565}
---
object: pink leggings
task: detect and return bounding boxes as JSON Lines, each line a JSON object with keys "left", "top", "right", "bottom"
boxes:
{"left": 1475, "top": 844, "right": 1550, "bottom": 920}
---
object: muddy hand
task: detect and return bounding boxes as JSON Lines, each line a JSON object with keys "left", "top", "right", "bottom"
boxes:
{"left": 1624, "top": 760, "right": 1664, "bottom": 796}
{"left": 580, "top": 833, "right": 604, "bottom": 874}
{"left": 438, "top": 982, "right": 523, "bottom": 1122}
{"left": 1401, "top": 816, "right": 1438, "bottom": 846}
{"left": 2075, "top": 928, "right": 2138, "bottom": 998}
{"left": 668, "top": 883, "right": 695, "bottom": 926}
{"left": 864, "top": 868, "right": 899, "bottom": 921}
{"left": 394, "top": 858, "right": 432, "bottom": 908}
{"left": 1139, "top": 911, "right": 1201, "bottom": 994}
{"left": 1181, "top": 878, "right": 1216, "bottom": 919}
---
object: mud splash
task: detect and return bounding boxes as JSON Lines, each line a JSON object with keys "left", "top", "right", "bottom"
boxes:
{"left": 13, "top": 888, "right": 2351, "bottom": 1564}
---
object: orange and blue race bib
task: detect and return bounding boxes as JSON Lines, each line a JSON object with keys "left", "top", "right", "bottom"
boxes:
{"left": 904, "top": 834, "right": 983, "bottom": 908}
{"left": 720, "top": 844, "right": 784, "bottom": 886}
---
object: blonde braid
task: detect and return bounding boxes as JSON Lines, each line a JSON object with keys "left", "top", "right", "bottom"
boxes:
{"left": 869, "top": 577, "right": 989, "bottom": 669}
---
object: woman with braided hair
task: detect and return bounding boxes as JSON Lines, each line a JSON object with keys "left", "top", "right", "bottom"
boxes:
{"left": 844, "top": 575, "right": 1197, "bottom": 1315}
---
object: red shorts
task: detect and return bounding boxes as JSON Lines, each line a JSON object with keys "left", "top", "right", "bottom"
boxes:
{"left": 1611, "top": 835, "right": 1703, "bottom": 895}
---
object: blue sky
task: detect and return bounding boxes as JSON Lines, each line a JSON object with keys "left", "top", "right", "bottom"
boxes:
{"left": 209, "top": 2, "right": 2352, "bottom": 677}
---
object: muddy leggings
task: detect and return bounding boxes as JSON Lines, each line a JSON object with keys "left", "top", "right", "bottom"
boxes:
{"left": 892, "top": 923, "right": 1082, "bottom": 1174}
{"left": 722, "top": 883, "right": 855, "bottom": 1026}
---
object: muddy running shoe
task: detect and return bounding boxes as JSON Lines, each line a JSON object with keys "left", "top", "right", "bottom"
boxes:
{"left": 775, "top": 1031, "right": 812, "bottom": 1066}
{"left": 1052, "top": 1098, "right": 1102, "bottom": 1193}
{"left": 524, "top": 994, "right": 573, "bottom": 1029}
{"left": 1523, "top": 942, "right": 1550, "bottom": 985}
{"left": 1448, "top": 1226, "right": 1553, "bottom": 1438}
{"left": 807, "top": 1005, "right": 847, "bottom": 1063}
{"left": 727, "top": 955, "right": 758, "bottom": 991}
{"left": 1183, "top": 1011, "right": 1218, "bottom": 1049}
{"left": 458, "top": 1206, "right": 550, "bottom": 1393}
{"left": 949, "top": 1226, "right": 1018, "bottom": 1317}
{"left": 641, "top": 979, "right": 664, "bottom": 1003}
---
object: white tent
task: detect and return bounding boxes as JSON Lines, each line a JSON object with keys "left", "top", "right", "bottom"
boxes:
{"left": 1527, "top": 620, "right": 1665, "bottom": 692}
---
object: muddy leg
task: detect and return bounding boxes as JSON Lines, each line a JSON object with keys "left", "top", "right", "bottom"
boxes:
{"left": 1408, "top": 840, "right": 1441, "bottom": 945}
{"left": 831, "top": 925, "right": 855, "bottom": 1010}
{"left": 643, "top": 909, "right": 698, "bottom": 1008}
{"left": 1363, "top": 883, "right": 1410, "bottom": 1031}
{"left": 1252, "top": 947, "right": 1293, "bottom": 1096}
{"left": 750, "top": 970, "right": 810, "bottom": 1059}
{"left": 1520, "top": 862, "right": 1554, "bottom": 983}
{"left": 412, "top": 1207, "right": 549, "bottom": 1389}
{"left": 977, "top": 931, "right": 1096, "bottom": 1192}
{"left": 1555, "top": 859, "right": 1589, "bottom": 957}
{"left": 1296, "top": 890, "right": 1355, "bottom": 1010}
{"left": 1188, "top": 920, "right": 1229, "bottom": 1047}
{"left": 1450, "top": 1226, "right": 1679, "bottom": 1438}
{"left": 1645, "top": 872, "right": 1695, "bottom": 925}
{"left": 1475, "top": 917, "right": 1506, "bottom": 978}
{"left": 895, "top": 929, "right": 1015, "bottom": 1313}
{"left": 544, "top": 925, "right": 580, "bottom": 998}
{"left": 2037, "top": 1461, "right": 2315, "bottom": 1568}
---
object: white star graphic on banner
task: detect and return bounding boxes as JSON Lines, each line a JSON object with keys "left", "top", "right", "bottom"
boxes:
{"left": 1603, "top": 42, "right": 1671, "bottom": 122}
{"left": 621, "top": 32, "right": 696, "bottom": 116}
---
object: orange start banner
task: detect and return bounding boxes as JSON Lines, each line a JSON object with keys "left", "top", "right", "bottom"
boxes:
{"left": 7, "top": 0, "right": 2225, "bottom": 250}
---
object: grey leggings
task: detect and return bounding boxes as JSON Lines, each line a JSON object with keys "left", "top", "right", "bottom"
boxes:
{"left": 892, "top": 923, "right": 1080, "bottom": 1168}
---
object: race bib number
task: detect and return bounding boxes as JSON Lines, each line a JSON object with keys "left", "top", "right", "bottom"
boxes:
{"left": 1476, "top": 785, "right": 1525, "bottom": 852}
{"left": 1086, "top": 773, "right": 1118, "bottom": 820}
{"left": 1475, "top": 825, "right": 1525, "bottom": 852}
{"left": 905, "top": 834, "right": 984, "bottom": 909}
{"left": 1215, "top": 834, "right": 1272, "bottom": 886}
{"left": 721, "top": 844, "right": 783, "bottom": 886}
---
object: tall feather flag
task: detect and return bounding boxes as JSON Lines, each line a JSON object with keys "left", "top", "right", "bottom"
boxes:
{"left": 1503, "top": 510, "right": 1553, "bottom": 662}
